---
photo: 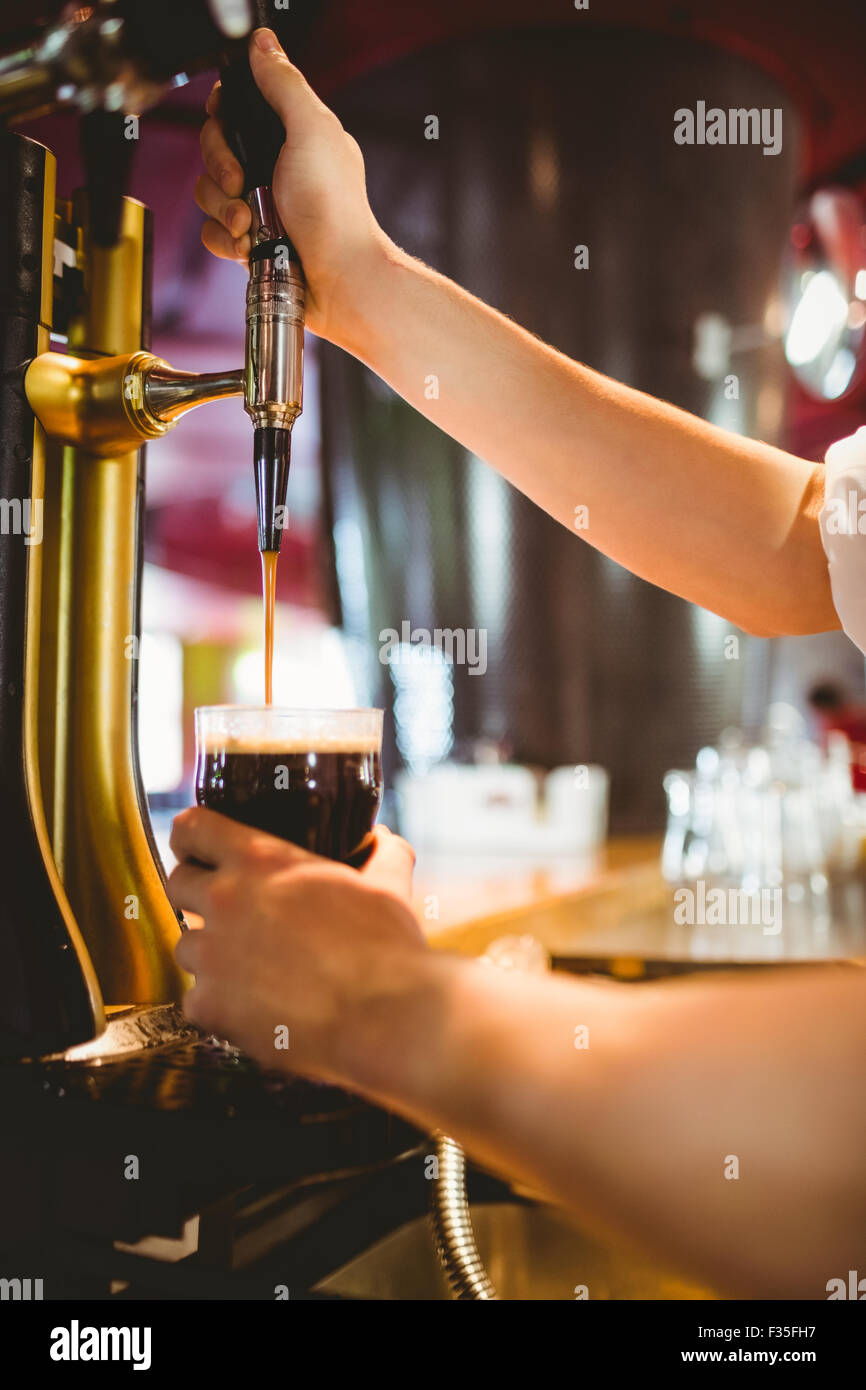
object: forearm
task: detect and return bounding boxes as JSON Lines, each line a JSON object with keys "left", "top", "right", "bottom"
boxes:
{"left": 337, "top": 240, "right": 835, "bottom": 638}
{"left": 341, "top": 954, "right": 866, "bottom": 1297}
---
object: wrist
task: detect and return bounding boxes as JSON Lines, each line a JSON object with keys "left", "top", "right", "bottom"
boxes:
{"left": 332, "top": 946, "right": 463, "bottom": 1107}
{"left": 325, "top": 231, "right": 409, "bottom": 362}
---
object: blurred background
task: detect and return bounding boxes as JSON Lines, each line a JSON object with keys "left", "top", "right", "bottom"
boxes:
{"left": 10, "top": 0, "right": 866, "bottom": 852}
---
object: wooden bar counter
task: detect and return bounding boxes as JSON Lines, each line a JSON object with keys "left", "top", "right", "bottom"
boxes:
{"left": 415, "top": 837, "right": 866, "bottom": 973}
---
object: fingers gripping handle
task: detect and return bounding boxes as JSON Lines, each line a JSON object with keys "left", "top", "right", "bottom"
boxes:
{"left": 218, "top": 42, "right": 303, "bottom": 263}
{"left": 219, "top": 37, "right": 305, "bottom": 555}
{"left": 218, "top": 50, "right": 286, "bottom": 198}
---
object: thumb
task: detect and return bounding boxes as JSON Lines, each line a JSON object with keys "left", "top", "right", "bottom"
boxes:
{"left": 248, "top": 27, "right": 321, "bottom": 131}
{"left": 361, "top": 826, "right": 416, "bottom": 898}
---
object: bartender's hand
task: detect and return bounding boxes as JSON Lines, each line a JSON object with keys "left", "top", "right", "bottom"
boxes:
{"left": 165, "top": 815, "right": 866, "bottom": 1299}
{"left": 166, "top": 809, "right": 426, "bottom": 1082}
{"left": 195, "top": 27, "right": 388, "bottom": 344}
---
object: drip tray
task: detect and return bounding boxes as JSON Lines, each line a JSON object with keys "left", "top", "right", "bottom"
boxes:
{"left": 0, "top": 1004, "right": 420, "bottom": 1254}
{"left": 34, "top": 1004, "right": 362, "bottom": 1122}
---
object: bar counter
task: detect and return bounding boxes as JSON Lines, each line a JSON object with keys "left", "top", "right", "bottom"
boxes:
{"left": 416, "top": 837, "right": 866, "bottom": 972}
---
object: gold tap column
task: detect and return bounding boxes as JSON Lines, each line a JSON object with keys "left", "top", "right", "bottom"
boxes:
{"left": 40, "top": 193, "right": 187, "bottom": 1003}
{"left": 21, "top": 155, "right": 105, "bottom": 1045}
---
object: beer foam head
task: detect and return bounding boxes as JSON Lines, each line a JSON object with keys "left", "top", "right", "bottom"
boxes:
{"left": 195, "top": 706, "right": 383, "bottom": 757}
{"left": 201, "top": 733, "right": 381, "bottom": 756}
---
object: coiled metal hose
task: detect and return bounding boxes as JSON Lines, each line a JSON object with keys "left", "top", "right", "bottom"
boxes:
{"left": 428, "top": 934, "right": 550, "bottom": 1300}
{"left": 429, "top": 1131, "right": 498, "bottom": 1300}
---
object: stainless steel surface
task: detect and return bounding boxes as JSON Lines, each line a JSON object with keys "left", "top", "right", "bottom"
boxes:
{"left": 143, "top": 363, "right": 244, "bottom": 421}
{"left": 37, "top": 1004, "right": 197, "bottom": 1065}
{"left": 248, "top": 186, "right": 286, "bottom": 246}
{"left": 321, "top": 30, "right": 801, "bottom": 831}
{"left": 244, "top": 256, "right": 305, "bottom": 430}
{"left": 430, "top": 1132, "right": 498, "bottom": 1300}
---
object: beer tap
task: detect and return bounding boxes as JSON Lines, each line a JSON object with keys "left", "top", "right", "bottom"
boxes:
{"left": 0, "top": 1, "right": 312, "bottom": 1046}
{"left": 219, "top": 48, "right": 305, "bottom": 555}
{"left": 2, "top": 2, "right": 304, "bottom": 554}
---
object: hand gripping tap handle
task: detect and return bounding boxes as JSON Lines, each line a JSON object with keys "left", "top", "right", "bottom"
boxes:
{"left": 218, "top": 49, "right": 286, "bottom": 211}
{"left": 219, "top": 46, "right": 306, "bottom": 553}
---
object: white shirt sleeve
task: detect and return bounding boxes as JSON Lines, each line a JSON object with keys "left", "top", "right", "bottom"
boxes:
{"left": 819, "top": 426, "right": 866, "bottom": 654}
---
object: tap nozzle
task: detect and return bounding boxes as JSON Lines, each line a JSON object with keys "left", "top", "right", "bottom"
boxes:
{"left": 243, "top": 190, "right": 305, "bottom": 555}
{"left": 254, "top": 426, "right": 291, "bottom": 553}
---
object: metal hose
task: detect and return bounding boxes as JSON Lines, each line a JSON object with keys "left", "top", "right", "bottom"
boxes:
{"left": 428, "top": 933, "right": 550, "bottom": 1301}
{"left": 429, "top": 1131, "right": 498, "bottom": 1300}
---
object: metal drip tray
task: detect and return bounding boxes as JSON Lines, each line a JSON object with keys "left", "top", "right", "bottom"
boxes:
{"left": 39, "top": 1035, "right": 358, "bottom": 1118}
{"left": 0, "top": 1004, "right": 421, "bottom": 1280}
{"left": 30, "top": 1004, "right": 359, "bottom": 1121}
{"left": 42, "top": 1003, "right": 199, "bottom": 1064}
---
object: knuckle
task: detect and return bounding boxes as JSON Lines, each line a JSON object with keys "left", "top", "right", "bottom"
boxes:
{"left": 223, "top": 198, "right": 247, "bottom": 234}
{"left": 183, "top": 983, "right": 213, "bottom": 1028}
{"left": 240, "top": 840, "right": 270, "bottom": 871}
{"left": 202, "top": 221, "right": 231, "bottom": 259}
{"left": 169, "top": 808, "right": 191, "bottom": 847}
{"left": 394, "top": 834, "right": 416, "bottom": 867}
{"left": 174, "top": 931, "right": 199, "bottom": 973}
{"left": 201, "top": 222, "right": 222, "bottom": 257}
{"left": 346, "top": 132, "right": 364, "bottom": 163}
{"left": 208, "top": 874, "right": 237, "bottom": 913}
{"left": 285, "top": 861, "right": 323, "bottom": 890}
{"left": 277, "top": 57, "right": 303, "bottom": 87}
{"left": 194, "top": 929, "right": 216, "bottom": 967}
{"left": 180, "top": 930, "right": 206, "bottom": 971}
{"left": 317, "top": 106, "right": 343, "bottom": 137}
{"left": 365, "top": 884, "right": 408, "bottom": 918}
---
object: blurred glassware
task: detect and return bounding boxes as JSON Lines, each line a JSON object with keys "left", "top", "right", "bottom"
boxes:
{"left": 663, "top": 703, "right": 864, "bottom": 911}
{"left": 396, "top": 760, "right": 608, "bottom": 855}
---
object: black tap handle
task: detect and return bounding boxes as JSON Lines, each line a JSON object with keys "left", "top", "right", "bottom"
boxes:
{"left": 80, "top": 108, "right": 136, "bottom": 247}
{"left": 218, "top": 51, "right": 286, "bottom": 195}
